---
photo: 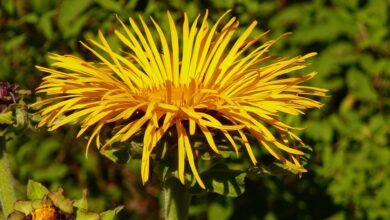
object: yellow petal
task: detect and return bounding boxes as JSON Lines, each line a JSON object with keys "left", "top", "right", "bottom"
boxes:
{"left": 182, "top": 124, "right": 205, "bottom": 189}
{"left": 176, "top": 121, "right": 186, "bottom": 184}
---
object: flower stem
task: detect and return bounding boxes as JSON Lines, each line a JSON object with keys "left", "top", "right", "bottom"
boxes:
{"left": 163, "top": 178, "right": 191, "bottom": 220}
{"left": 0, "top": 140, "right": 16, "bottom": 219}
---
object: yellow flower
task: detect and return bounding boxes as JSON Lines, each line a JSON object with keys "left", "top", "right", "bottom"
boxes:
{"left": 31, "top": 205, "right": 58, "bottom": 220}
{"left": 32, "top": 11, "right": 326, "bottom": 189}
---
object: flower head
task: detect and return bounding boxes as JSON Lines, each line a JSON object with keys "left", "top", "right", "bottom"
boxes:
{"left": 32, "top": 11, "right": 326, "bottom": 189}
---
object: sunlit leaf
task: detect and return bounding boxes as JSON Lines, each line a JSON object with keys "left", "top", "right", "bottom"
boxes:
{"left": 100, "top": 206, "right": 124, "bottom": 220}
{"left": 27, "top": 180, "right": 50, "bottom": 200}
{"left": 0, "top": 111, "right": 13, "bottom": 125}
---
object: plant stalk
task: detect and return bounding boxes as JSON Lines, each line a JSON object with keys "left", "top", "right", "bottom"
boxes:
{"left": 163, "top": 178, "right": 191, "bottom": 220}
{"left": 0, "top": 150, "right": 16, "bottom": 219}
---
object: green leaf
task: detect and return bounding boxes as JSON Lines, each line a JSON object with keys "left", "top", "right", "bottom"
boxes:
{"left": 2, "top": 0, "right": 16, "bottom": 14}
{"left": 94, "top": 0, "right": 121, "bottom": 11}
{"left": 47, "top": 188, "right": 74, "bottom": 214}
{"left": 13, "top": 201, "right": 34, "bottom": 215}
{"left": 27, "top": 180, "right": 50, "bottom": 200}
{"left": 58, "top": 0, "right": 93, "bottom": 33}
{"left": 74, "top": 191, "right": 98, "bottom": 220}
{"left": 0, "top": 111, "right": 13, "bottom": 124}
{"left": 73, "top": 190, "right": 88, "bottom": 210}
{"left": 15, "top": 107, "right": 30, "bottom": 128}
{"left": 32, "top": 164, "right": 69, "bottom": 181}
{"left": 100, "top": 147, "right": 131, "bottom": 164}
{"left": 21, "top": 14, "right": 39, "bottom": 24}
{"left": 4, "top": 34, "right": 26, "bottom": 52}
{"left": 76, "top": 210, "right": 100, "bottom": 220}
{"left": 62, "top": 14, "right": 89, "bottom": 39}
{"left": 305, "top": 120, "right": 333, "bottom": 142}
{"left": 100, "top": 132, "right": 144, "bottom": 163}
{"left": 190, "top": 163, "right": 246, "bottom": 197}
{"left": 207, "top": 201, "right": 233, "bottom": 220}
{"left": 38, "top": 11, "right": 55, "bottom": 39}
{"left": 346, "top": 69, "right": 378, "bottom": 101}
{"left": 246, "top": 163, "right": 296, "bottom": 178}
{"left": 100, "top": 206, "right": 124, "bottom": 220}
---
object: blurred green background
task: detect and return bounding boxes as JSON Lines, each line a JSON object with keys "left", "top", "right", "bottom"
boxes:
{"left": 1, "top": 0, "right": 390, "bottom": 219}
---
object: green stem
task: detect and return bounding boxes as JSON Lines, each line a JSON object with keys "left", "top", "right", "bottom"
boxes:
{"left": 163, "top": 178, "right": 191, "bottom": 220}
{"left": 0, "top": 143, "right": 16, "bottom": 219}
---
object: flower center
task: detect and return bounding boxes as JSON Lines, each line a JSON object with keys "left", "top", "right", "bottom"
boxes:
{"left": 31, "top": 205, "right": 57, "bottom": 220}
{"left": 144, "top": 79, "right": 206, "bottom": 107}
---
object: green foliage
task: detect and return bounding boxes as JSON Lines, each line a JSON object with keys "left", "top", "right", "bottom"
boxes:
{"left": 199, "top": 163, "right": 246, "bottom": 197}
{"left": 1, "top": 0, "right": 389, "bottom": 219}
{"left": 0, "top": 112, "right": 13, "bottom": 125}
{"left": 26, "top": 180, "right": 49, "bottom": 200}
{"left": 8, "top": 180, "right": 123, "bottom": 220}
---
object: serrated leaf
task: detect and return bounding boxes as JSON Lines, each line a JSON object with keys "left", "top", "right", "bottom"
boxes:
{"left": 0, "top": 111, "right": 13, "bottom": 124}
{"left": 100, "top": 206, "right": 124, "bottom": 220}
{"left": 27, "top": 180, "right": 50, "bottom": 200}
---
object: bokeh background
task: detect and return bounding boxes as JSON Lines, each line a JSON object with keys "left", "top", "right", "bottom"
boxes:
{"left": 1, "top": 0, "right": 390, "bottom": 219}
